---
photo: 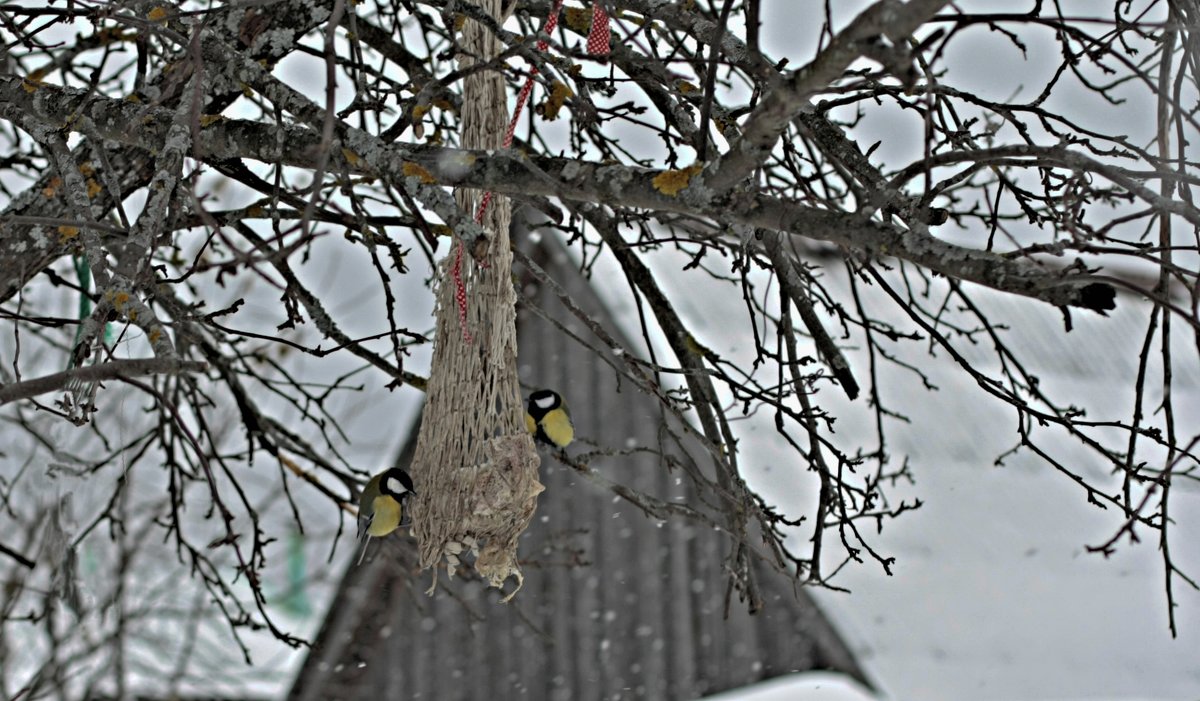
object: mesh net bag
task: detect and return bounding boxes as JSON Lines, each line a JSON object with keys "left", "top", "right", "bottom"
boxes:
{"left": 406, "top": 0, "right": 542, "bottom": 601}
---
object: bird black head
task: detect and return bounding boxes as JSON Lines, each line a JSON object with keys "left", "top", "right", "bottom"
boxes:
{"left": 527, "top": 389, "right": 561, "bottom": 419}
{"left": 380, "top": 468, "right": 416, "bottom": 499}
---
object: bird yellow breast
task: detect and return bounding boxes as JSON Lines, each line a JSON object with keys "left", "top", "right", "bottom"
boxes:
{"left": 525, "top": 412, "right": 537, "bottom": 435}
{"left": 368, "top": 495, "right": 403, "bottom": 537}
{"left": 540, "top": 410, "right": 574, "bottom": 447}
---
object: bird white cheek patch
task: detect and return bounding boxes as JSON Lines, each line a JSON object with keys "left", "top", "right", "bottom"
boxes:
{"left": 386, "top": 477, "right": 407, "bottom": 494}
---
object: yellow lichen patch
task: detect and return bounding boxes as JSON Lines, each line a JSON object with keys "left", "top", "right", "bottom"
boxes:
{"left": 402, "top": 162, "right": 436, "bottom": 184}
{"left": 198, "top": 114, "right": 224, "bottom": 127}
{"left": 564, "top": 6, "right": 592, "bottom": 33}
{"left": 57, "top": 226, "right": 79, "bottom": 242}
{"left": 107, "top": 290, "right": 131, "bottom": 310}
{"left": 684, "top": 333, "right": 713, "bottom": 358}
{"left": 341, "top": 148, "right": 362, "bottom": 167}
{"left": 125, "top": 93, "right": 142, "bottom": 103}
{"left": 148, "top": 327, "right": 163, "bottom": 345}
{"left": 86, "top": 178, "right": 103, "bottom": 199}
{"left": 147, "top": 6, "right": 169, "bottom": 22}
{"left": 537, "top": 81, "right": 574, "bottom": 121}
{"left": 676, "top": 80, "right": 699, "bottom": 95}
{"left": 652, "top": 164, "right": 702, "bottom": 197}
{"left": 453, "top": 13, "right": 467, "bottom": 31}
{"left": 43, "top": 177, "right": 62, "bottom": 198}
{"left": 21, "top": 77, "right": 42, "bottom": 94}
{"left": 239, "top": 82, "right": 254, "bottom": 97}
{"left": 78, "top": 162, "right": 95, "bottom": 176}
{"left": 97, "top": 27, "right": 135, "bottom": 44}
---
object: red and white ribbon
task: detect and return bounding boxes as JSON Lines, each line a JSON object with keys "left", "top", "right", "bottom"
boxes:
{"left": 458, "top": 1, "right": 611, "bottom": 343}
{"left": 586, "top": 2, "right": 610, "bottom": 57}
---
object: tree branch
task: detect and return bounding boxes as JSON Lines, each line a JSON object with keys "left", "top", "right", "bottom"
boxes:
{"left": 0, "top": 541, "right": 35, "bottom": 569}
{"left": 0, "top": 358, "right": 208, "bottom": 406}
{"left": 0, "top": 75, "right": 1122, "bottom": 314}
{"left": 706, "top": 0, "right": 952, "bottom": 192}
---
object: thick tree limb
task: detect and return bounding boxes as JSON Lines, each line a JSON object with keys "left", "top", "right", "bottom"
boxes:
{"left": 706, "top": 0, "right": 952, "bottom": 192}
{"left": 0, "top": 358, "right": 208, "bottom": 406}
{"left": 0, "top": 75, "right": 1119, "bottom": 314}
{"left": 0, "top": 0, "right": 334, "bottom": 302}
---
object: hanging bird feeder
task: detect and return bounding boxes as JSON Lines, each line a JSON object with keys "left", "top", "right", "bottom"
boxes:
{"left": 405, "top": 0, "right": 543, "bottom": 601}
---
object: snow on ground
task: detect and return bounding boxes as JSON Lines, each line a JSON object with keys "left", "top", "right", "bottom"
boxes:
{"left": 701, "top": 672, "right": 877, "bottom": 701}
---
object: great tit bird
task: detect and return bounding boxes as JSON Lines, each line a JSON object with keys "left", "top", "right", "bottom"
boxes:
{"left": 525, "top": 389, "right": 574, "bottom": 448}
{"left": 356, "top": 467, "right": 416, "bottom": 564}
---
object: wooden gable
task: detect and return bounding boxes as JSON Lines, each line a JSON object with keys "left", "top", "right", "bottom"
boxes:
{"left": 287, "top": 236, "right": 871, "bottom": 701}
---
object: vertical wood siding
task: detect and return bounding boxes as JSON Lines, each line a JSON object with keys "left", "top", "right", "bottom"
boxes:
{"left": 287, "top": 235, "right": 870, "bottom": 701}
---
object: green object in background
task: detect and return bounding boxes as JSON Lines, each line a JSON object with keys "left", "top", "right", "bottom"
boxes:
{"left": 281, "top": 529, "right": 311, "bottom": 618}
{"left": 70, "top": 255, "right": 91, "bottom": 364}
{"left": 68, "top": 255, "right": 113, "bottom": 369}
